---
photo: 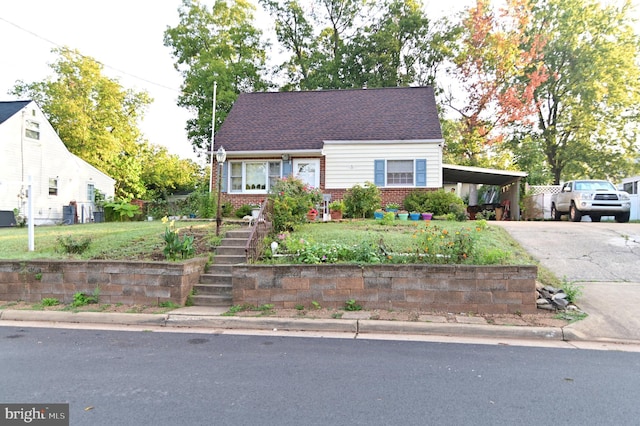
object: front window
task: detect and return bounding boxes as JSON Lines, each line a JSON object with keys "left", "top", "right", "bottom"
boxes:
{"left": 49, "top": 178, "right": 58, "bottom": 196}
{"left": 230, "top": 161, "right": 282, "bottom": 193}
{"left": 387, "top": 160, "right": 413, "bottom": 186}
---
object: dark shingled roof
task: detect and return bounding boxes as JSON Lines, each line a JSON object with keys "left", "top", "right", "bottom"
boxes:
{"left": 215, "top": 87, "right": 442, "bottom": 152}
{"left": 0, "top": 100, "right": 31, "bottom": 125}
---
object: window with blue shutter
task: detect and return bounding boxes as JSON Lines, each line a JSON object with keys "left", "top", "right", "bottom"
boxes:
{"left": 415, "top": 159, "right": 427, "bottom": 187}
{"left": 374, "top": 160, "right": 385, "bottom": 186}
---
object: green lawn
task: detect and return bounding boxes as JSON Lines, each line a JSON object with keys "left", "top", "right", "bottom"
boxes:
{"left": 0, "top": 218, "right": 556, "bottom": 285}
{"left": 0, "top": 221, "right": 219, "bottom": 260}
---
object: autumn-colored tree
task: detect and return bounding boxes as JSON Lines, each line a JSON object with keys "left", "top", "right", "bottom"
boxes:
{"left": 444, "top": 0, "right": 547, "bottom": 166}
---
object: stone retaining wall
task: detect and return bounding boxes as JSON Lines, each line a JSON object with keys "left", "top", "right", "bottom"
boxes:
{"left": 232, "top": 264, "right": 537, "bottom": 314}
{"left": 0, "top": 258, "right": 208, "bottom": 306}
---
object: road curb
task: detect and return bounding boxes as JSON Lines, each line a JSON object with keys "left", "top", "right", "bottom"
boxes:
{"left": 0, "top": 310, "right": 568, "bottom": 341}
{"left": 165, "top": 314, "right": 358, "bottom": 333}
{"left": 0, "top": 310, "right": 168, "bottom": 326}
{"left": 358, "top": 320, "right": 564, "bottom": 340}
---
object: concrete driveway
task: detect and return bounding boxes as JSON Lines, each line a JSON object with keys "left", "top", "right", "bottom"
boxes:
{"left": 494, "top": 221, "right": 640, "bottom": 343}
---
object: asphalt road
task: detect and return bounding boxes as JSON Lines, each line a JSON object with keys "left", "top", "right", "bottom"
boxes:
{"left": 494, "top": 221, "right": 640, "bottom": 342}
{"left": 2, "top": 327, "right": 640, "bottom": 426}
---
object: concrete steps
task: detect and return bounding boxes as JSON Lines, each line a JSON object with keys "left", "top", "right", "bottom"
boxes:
{"left": 191, "top": 227, "right": 251, "bottom": 307}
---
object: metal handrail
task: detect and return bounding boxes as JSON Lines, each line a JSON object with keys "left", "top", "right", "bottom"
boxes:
{"left": 244, "top": 199, "right": 273, "bottom": 263}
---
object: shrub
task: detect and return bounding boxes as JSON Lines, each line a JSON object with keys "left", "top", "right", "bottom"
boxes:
{"left": 234, "top": 204, "right": 254, "bottom": 218}
{"left": 57, "top": 234, "right": 92, "bottom": 255}
{"left": 403, "top": 189, "right": 465, "bottom": 217}
{"left": 269, "top": 177, "right": 322, "bottom": 232}
{"left": 343, "top": 182, "right": 381, "bottom": 218}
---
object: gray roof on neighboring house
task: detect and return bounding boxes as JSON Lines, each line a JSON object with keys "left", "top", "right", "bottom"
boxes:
{"left": 0, "top": 100, "right": 31, "bottom": 125}
{"left": 215, "top": 87, "right": 443, "bottom": 152}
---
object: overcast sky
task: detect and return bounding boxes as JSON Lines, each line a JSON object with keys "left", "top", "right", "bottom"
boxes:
{"left": 0, "top": 0, "right": 634, "bottom": 164}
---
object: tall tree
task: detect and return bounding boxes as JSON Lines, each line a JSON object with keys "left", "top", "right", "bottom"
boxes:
{"left": 444, "top": 0, "right": 547, "bottom": 167}
{"left": 261, "top": 0, "right": 449, "bottom": 90}
{"left": 164, "top": 0, "right": 270, "bottom": 156}
{"left": 10, "top": 47, "right": 152, "bottom": 199}
{"left": 530, "top": 0, "right": 640, "bottom": 184}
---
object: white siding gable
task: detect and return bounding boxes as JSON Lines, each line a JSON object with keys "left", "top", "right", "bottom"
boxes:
{"left": 322, "top": 140, "right": 443, "bottom": 189}
{"left": 0, "top": 101, "right": 115, "bottom": 225}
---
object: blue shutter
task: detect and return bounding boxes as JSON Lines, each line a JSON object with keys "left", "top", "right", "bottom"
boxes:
{"left": 374, "top": 160, "right": 385, "bottom": 187}
{"left": 282, "top": 160, "right": 292, "bottom": 177}
{"left": 221, "top": 162, "right": 228, "bottom": 192}
{"left": 415, "top": 159, "right": 427, "bottom": 187}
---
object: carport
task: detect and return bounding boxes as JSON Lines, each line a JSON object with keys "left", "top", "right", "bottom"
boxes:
{"left": 443, "top": 164, "right": 527, "bottom": 220}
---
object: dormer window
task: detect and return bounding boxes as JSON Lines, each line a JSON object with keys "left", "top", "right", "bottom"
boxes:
{"left": 25, "top": 119, "right": 40, "bottom": 140}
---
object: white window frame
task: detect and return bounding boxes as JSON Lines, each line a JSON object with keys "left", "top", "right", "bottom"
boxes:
{"left": 229, "top": 160, "right": 282, "bottom": 193}
{"left": 49, "top": 178, "right": 58, "bottom": 196}
{"left": 25, "top": 119, "right": 40, "bottom": 140}
{"left": 293, "top": 159, "right": 320, "bottom": 189}
{"left": 386, "top": 159, "right": 414, "bottom": 186}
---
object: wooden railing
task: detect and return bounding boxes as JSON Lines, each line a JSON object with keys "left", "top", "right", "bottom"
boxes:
{"left": 244, "top": 199, "right": 273, "bottom": 263}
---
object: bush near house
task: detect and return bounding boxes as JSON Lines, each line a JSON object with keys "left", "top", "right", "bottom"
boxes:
{"left": 403, "top": 189, "right": 465, "bottom": 217}
{"left": 343, "top": 182, "right": 382, "bottom": 218}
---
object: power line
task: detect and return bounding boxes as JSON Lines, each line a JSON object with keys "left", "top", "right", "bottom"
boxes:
{"left": 0, "top": 16, "right": 181, "bottom": 94}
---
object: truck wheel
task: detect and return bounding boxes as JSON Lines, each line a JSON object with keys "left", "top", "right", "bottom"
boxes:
{"left": 615, "top": 212, "right": 630, "bottom": 223}
{"left": 590, "top": 215, "right": 601, "bottom": 222}
{"left": 551, "top": 204, "right": 561, "bottom": 221}
{"left": 569, "top": 203, "right": 582, "bottom": 222}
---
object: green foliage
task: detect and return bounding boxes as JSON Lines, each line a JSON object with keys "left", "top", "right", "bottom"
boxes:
{"left": 235, "top": 204, "right": 255, "bottom": 218}
{"left": 344, "top": 299, "right": 362, "bottom": 311}
{"left": 269, "top": 176, "right": 321, "bottom": 232}
{"left": 311, "top": 300, "right": 321, "bottom": 310}
{"left": 379, "top": 212, "right": 396, "bottom": 225}
{"left": 328, "top": 200, "right": 345, "bottom": 212}
{"left": 72, "top": 288, "right": 100, "bottom": 307}
{"left": 560, "top": 278, "right": 583, "bottom": 304}
{"left": 41, "top": 298, "right": 60, "bottom": 307}
{"left": 343, "top": 182, "right": 381, "bottom": 218}
{"left": 403, "top": 189, "right": 464, "bottom": 217}
{"left": 411, "top": 224, "right": 476, "bottom": 264}
{"left": 56, "top": 234, "right": 92, "bottom": 255}
{"left": 158, "top": 301, "right": 180, "bottom": 309}
{"left": 186, "top": 190, "right": 216, "bottom": 218}
{"left": 161, "top": 217, "right": 195, "bottom": 260}
{"left": 164, "top": 0, "right": 270, "bottom": 154}
{"left": 10, "top": 47, "right": 153, "bottom": 199}
{"left": 104, "top": 200, "right": 141, "bottom": 221}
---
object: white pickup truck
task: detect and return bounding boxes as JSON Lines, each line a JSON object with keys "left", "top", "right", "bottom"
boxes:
{"left": 551, "top": 180, "right": 631, "bottom": 222}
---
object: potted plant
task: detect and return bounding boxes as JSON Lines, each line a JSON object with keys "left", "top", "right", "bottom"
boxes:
{"left": 421, "top": 212, "right": 433, "bottom": 220}
{"left": 374, "top": 209, "right": 385, "bottom": 220}
{"left": 397, "top": 210, "right": 409, "bottom": 220}
{"left": 385, "top": 203, "right": 400, "bottom": 213}
{"left": 409, "top": 211, "right": 421, "bottom": 220}
{"left": 329, "top": 200, "right": 344, "bottom": 220}
{"left": 307, "top": 208, "right": 318, "bottom": 221}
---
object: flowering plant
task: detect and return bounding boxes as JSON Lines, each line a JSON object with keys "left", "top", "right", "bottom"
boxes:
{"left": 308, "top": 208, "right": 318, "bottom": 215}
{"left": 161, "top": 216, "right": 194, "bottom": 260}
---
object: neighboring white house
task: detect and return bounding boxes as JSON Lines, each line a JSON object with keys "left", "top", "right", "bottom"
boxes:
{"left": 0, "top": 100, "right": 115, "bottom": 226}
{"left": 619, "top": 176, "right": 640, "bottom": 220}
